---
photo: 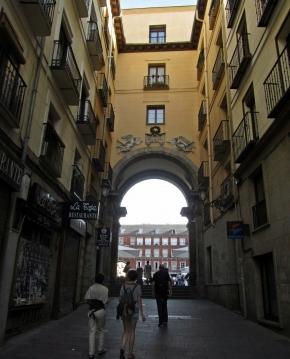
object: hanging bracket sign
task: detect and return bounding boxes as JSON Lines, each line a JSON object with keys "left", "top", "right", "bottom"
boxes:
{"left": 66, "top": 201, "right": 98, "bottom": 220}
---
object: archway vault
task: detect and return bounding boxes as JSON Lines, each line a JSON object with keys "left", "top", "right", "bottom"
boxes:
{"left": 112, "top": 147, "right": 199, "bottom": 203}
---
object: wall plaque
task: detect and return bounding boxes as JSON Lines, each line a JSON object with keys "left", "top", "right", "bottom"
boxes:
{"left": 96, "top": 227, "right": 111, "bottom": 247}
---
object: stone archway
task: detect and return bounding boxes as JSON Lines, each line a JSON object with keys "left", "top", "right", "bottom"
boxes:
{"left": 106, "top": 147, "right": 204, "bottom": 290}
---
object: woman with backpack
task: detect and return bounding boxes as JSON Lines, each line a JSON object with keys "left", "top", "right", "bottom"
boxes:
{"left": 119, "top": 269, "right": 145, "bottom": 359}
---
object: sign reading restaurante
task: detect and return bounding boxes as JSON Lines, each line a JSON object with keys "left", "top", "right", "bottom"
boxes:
{"left": 66, "top": 201, "right": 98, "bottom": 220}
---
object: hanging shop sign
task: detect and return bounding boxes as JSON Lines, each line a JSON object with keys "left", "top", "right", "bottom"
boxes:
{"left": 0, "top": 143, "right": 23, "bottom": 190}
{"left": 96, "top": 227, "right": 111, "bottom": 247}
{"left": 69, "top": 219, "right": 86, "bottom": 237}
{"left": 65, "top": 200, "right": 98, "bottom": 220}
{"left": 28, "top": 183, "right": 62, "bottom": 226}
{"left": 227, "top": 221, "right": 244, "bottom": 240}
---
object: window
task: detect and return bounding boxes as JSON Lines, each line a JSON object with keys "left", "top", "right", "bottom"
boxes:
{"left": 153, "top": 237, "right": 160, "bottom": 246}
{"left": 130, "top": 237, "right": 135, "bottom": 245}
{"left": 147, "top": 106, "right": 165, "bottom": 124}
{"left": 149, "top": 25, "right": 166, "bottom": 43}
{"left": 154, "top": 261, "right": 159, "bottom": 270}
{"left": 171, "top": 261, "right": 177, "bottom": 270}
{"left": 163, "top": 261, "right": 168, "bottom": 269}
{"left": 119, "top": 237, "right": 124, "bottom": 245}
{"left": 137, "top": 237, "right": 143, "bottom": 245}
{"left": 145, "top": 237, "right": 151, "bottom": 245}
{"left": 171, "top": 238, "right": 177, "bottom": 246}
{"left": 162, "top": 249, "right": 168, "bottom": 258}
{"left": 154, "top": 249, "right": 159, "bottom": 257}
{"left": 145, "top": 248, "right": 151, "bottom": 257}
{"left": 252, "top": 169, "right": 268, "bottom": 228}
{"left": 162, "top": 237, "right": 168, "bottom": 245}
{"left": 147, "top": 65, "right": 166, "bottom": 86}
{"left": 179, "top": 238, "right": 186, "bottom": 246}
{"left": 180, "top": 262, "right": 185, "bottom": 268}
{"left": 257, "top": 253, "right": 278, "bottom": 321}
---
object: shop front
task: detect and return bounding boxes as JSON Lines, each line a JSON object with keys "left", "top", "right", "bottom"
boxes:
{"left": 6, "top": 183, "right": 62, "bottom": 336}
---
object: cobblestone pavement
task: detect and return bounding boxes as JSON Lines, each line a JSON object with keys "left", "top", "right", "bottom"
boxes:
{"left": 1, "top": 298, "right": 290, "bottom": 359}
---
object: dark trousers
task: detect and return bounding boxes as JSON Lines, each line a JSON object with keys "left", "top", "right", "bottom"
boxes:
{"left": 155, "top": 294, "right": 168, "bottom": 324}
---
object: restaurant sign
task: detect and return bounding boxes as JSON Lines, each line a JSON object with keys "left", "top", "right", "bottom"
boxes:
{"left": 0, "top": 144, "right": 23, "bottom": 190}
{"left": 227, "top": 221, "right": 244, "bottom": 240}
{"left": 66, "top": 201, "right": 98, "bottom": 220}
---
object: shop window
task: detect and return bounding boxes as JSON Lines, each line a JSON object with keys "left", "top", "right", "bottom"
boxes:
{"left": 149, "top": 25, "right": 166, "bottom": 43}
{"left": 146, "top": 105, "right": 165, "bottom": 125}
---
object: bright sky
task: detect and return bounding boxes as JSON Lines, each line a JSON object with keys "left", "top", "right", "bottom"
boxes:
{"left": 120, "top": 179, "right": 188, "bottom": 225}
{"left": 120, "top": 0, "right": 196, "bottom": 9}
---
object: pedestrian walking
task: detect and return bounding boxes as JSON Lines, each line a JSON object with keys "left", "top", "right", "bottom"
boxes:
{"left": 136, "top": 263, "right": 143, "bottom": 286}
{"left": 123, "top": 261, "right": 131, "bottom": 276}
{"left": 152, "top": 264, "right": 172, "bottom": 327}
{"left": 119, "top": 269, "right": 146, "bottom": 359}
{"left": 85, "top": 273, "right": 108, "bottom": 358}
{"left": 144, "top": 260, "right": 152, "bottom": 285}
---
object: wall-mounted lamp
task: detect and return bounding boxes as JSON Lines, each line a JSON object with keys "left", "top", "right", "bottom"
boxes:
{"left": 101, "top": 181, "right": 111, "bottom": 197}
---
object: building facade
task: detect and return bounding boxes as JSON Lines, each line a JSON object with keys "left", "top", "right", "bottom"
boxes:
{"left": 118, "top": 225, "right": 189, "bottom": 274}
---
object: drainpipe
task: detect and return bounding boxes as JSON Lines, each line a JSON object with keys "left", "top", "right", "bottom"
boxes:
{"left": 0, "top": 36, "right": 46, "bottom": 345}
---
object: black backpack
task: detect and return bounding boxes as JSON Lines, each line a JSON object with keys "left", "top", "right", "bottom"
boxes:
{"left": 116, "top": 284, "right": 137, "bottom": 319}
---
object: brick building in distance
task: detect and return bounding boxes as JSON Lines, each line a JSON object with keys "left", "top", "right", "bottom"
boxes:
{"left": 118, "top": 224, "right": 189, "bottom": 275}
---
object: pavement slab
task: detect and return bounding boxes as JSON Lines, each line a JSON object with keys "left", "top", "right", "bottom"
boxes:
{"left": 0, "top": 298, "right": 290, "bottom": 358}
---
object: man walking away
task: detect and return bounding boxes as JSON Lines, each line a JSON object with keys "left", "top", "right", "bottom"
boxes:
{"left": 152, "top": 264, "right": 172, "bottom": 327}
{"left": 85, "top": 273, "right": 108, "bottom": 358}
{"left": 144, "top": 260, "right": 152, "bottom": 285}
{"left": 136, "top": 263, "right": 143, "bottom": 286}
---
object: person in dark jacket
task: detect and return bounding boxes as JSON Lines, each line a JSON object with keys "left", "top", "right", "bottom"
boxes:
{"left": 152, "top": 264, "right": 172, "bottom": 327}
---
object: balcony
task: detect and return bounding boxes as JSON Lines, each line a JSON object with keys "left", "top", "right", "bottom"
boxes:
{"left": 19, "top": 0, "right": 55, "bottom": 36}
{"left": 92, "top": 139, "right": 106, "bottom": 171}
{"left": 264, "top": 45, "right": 290, "bottom": 119}
{"left": 225, "top": 0, "right": 240, "bottom": 28}
{"left": 213, "top": 120, "right": 230, "bottom": 162}
{"left": 97, "top": 73, "right": 108, "bottom": 106}
{"left": 0, "top": 51, "right": 26, "bottom": 128}
{"left": 255, "top": 0, "right": 278, "bottom": 27}
{"left": 228, "top": 34, "right": 251, "bottom": 89}
{"left": 51, "top": 41, "right": 81, "bottom": 105}
{"left": 106, "top": 103, "right": 115, "bottom": 132}
{"left": 86, "top": 21, "right": 104, "bottom": 71}
{"left": 232, "top": 112, "right": 259, "bottom": 163}
{"left": 197, "top": 49, "right": 205, "bottom": 81}
{"left": 198, "top": 161, "right": 209, "bottom": 188}
{"left": 76, "top": 100, "right": 98, "bottom": 145}
{"left": 198, "top": 100, "right": 207, "bottom": 131}
{"left": 75, "top": 0, "right": 90, "bottom": 18}
{"left": 40, "top": 123, "right": 65, "bottom": 178}
{"left": 71, "top": 165, "right": 85, "bottom": 200}
{"left": 143, "top": 75, "right": 169, "bottom": 90}
{"left": 212, "top": 47, "right": 225, "bottom": 90}
{"left": 252, "top": 200, "right": 268, "bottom": 229}
{"left": 209, "top": 0, "right": 219, "bottom": 30}
{"left": 102, "top": 162, "right": 113, "bottom": 189}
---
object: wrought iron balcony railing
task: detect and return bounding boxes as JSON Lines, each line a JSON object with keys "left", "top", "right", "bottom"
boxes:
{"left": 232, "top": 112, "right": 259, "bottom": 163}
{"left": 255, "top": 0, "right": 278, "bottom": 27}
{"left": 51, "top": 41, "right": 82, "bottom": 105}
{"left": 252, "top": 199, "right": 268, "bottom": 229}
{"left": 198, "top": 100, "right": 207, "bottom": 131}
{"left": 106, "top": 103, "right": 115, "bottom": 132}
{"left": 212, "top": 47, "right": 225, "bottom": 90}
{"left": 71, "top": 165, "right": 85, "bottom": 200}
{"left": 143, "top": 75, "right": 169, "bottom": 89}
{"left": 228, "top": 33, "right": 251, "bottom": 89}
{"left": 198, "top": 161, "right": 209, "bottom": 188}
{"left": 86, "top": 21, "right": 104, "bottom": 71}
{"left": 0, "top": 51, "right": 26, "bottom": 127}
{"left": 225, "top": 0, "right": 240, "bottom": 28}
{"left": 20, "top": 0, "right": 55, "bottom": 36}
{"left": 93, "top": 139, "right": 106, "bottom": 171}
{"left": 76, "top": 99, "right": 98, "bottom": 145}
{"left": 213, "top": 120, "right": 230, "bottom": 162}
{"left": 97, "top": 73, "right": 108, "bottom": 106}
{"left": 209, "top": 0, "right": 219, "bottom": 30}
{"left": 263, "top": 44, "right": 290, "bottom": 119}
{"left": 40, "top": 123, "right": 65, "bottom": 178}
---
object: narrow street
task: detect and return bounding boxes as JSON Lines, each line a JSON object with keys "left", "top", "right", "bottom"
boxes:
{"left": 1, "top": 298, "right": 290, "bottom": 359}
